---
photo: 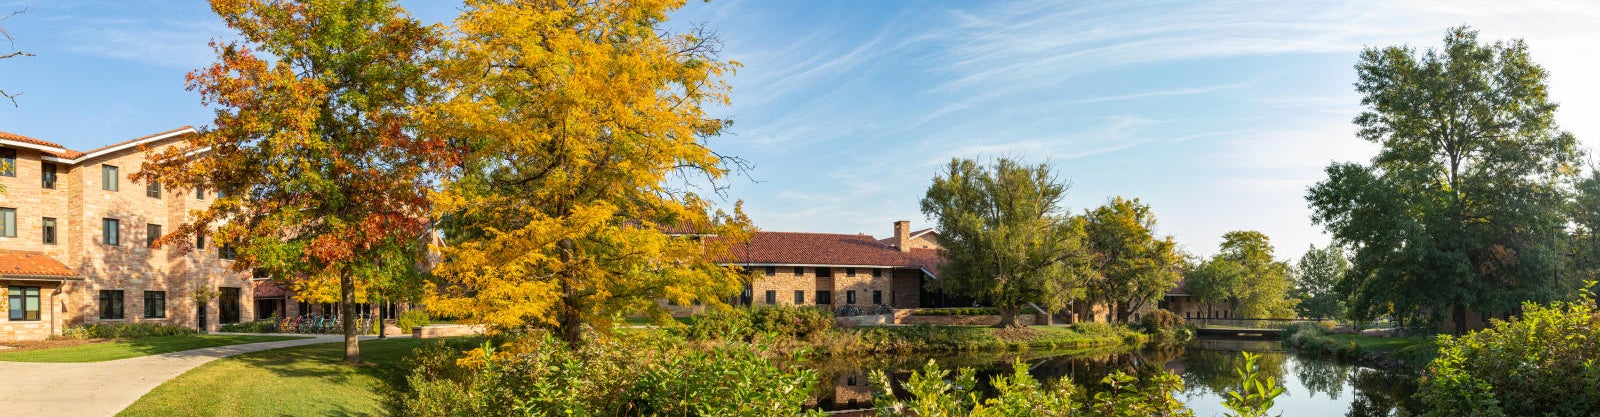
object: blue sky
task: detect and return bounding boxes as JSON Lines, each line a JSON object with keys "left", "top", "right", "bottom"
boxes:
{"left": 2, "top": 1, "right": 1598, "bottom": 260}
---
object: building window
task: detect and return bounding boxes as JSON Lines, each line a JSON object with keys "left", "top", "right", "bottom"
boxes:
{"left": 873, "top": 268, "right": 882, "bottom": 278}
{"left": 147, "top": 224, "right": 163, "bottom": 248}
{"left": 845, "top": 267, "right": 856, "bottom": 277}
{"left": 99, "top": 290, "right": 125, "bottom": 320}
{"left": 873, "top": 290, "right": 883, "bottom": 305}
{"left": 103, "top": 218, "right": 120, "bottom": 245}
{"left": 0, "top": 148, "right": 13, "bottom": 177}
{"left": 0, "top": 207, "right": 14, "bottom": 238}
{"left": 793, "top": 290, "right": 804, "bottom": 304}
{"left": 764, "top": 290, "right": 776, "bottom": 305}
{"left": 816, "top": 290, "right": 832, "bottom": 305}
{"left": 102, "top": 165, "right": 119, "bottom": 191}
{"left": 196, "top": 188, "right": 204, "bottom": 200}
{"left": 792, "top": 266, "right": 803, "bottom": 276}
{"left": 8, "top": 286, "right": 40, "bottom": 321}
{"left": 197, "top": 232, "right": 206, "bottom": 250}
{"left": 146, "top": 180, "right": 161, "bottom": 198}
{"left": 764, "top": 266, "right": 775, "bottom": 276}
{"left": 41, "top": 217, "right": 55, "bottom": 245}
{"left": 220, "top": 244, "right": 236, "bottom": 260}
{"left": 144, "top": 291, "right": 166, "bottom": 318}
{"left": 219, "top": 287, "right": 241, "bottom": 324}
{"left": 40, "top": 162, "right": 56, "bottom": 189}
{"left": 846, "top": 290, "right": 857, "bottom": 304}
{"left": 816, "top": 267, "right": 833, "bottom": 278}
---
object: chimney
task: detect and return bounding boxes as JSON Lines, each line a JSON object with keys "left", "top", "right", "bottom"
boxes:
{"left": 894, "top": 220, "right": 911, "bottom": 252}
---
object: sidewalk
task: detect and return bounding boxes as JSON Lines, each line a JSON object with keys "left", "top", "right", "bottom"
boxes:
{"left": 0, "top": 333, "right": 403, "bottom": 417}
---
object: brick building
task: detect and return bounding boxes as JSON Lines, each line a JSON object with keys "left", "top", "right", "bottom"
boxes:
{"left": 0, "top": 127, "right": 257, "bottom": 340}
{"left": 685, "top": 220, "right": 974, "bottom": 314}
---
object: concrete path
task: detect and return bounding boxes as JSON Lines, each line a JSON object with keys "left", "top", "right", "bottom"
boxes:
{"left": 0, "top": 333, "right": 405, "bottom": 417}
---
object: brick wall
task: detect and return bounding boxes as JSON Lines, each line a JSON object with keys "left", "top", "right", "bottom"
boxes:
{"left": 0, "top": 135, "right": 257, "bottom": 339}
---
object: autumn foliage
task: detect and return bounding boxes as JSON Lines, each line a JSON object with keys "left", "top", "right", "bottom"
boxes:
{"left": 422, "top": 0, "right": 752, "bottom": 344}
{"left": 140, "top": 0, "right": 444, "bottom": 362}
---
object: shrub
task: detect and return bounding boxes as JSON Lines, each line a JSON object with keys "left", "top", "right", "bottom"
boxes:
{"left": 1139, "top": 309, "right": 1192, "bottom": 345}
{"left": 219, "top": 320, "right": 277, "bottom": 333}
{"left": 400, "top": 331, "right": 823, "bottom": 416}
{"left": 676, "top": 307, "right": 753, "bottom": 342}
{"left": 911, "top": 307, "right": 1000, "bottom": 316}
{"left": 871, "top": 359, "right": 1195, "bottom": 416}
{"left": 1415, "top": 298, "right": 1600, "bottom": 417}
{"left": 60, "top": 322, "right": 197, "bottom": 339}
{"left": 397, "top": 310, "right": 432, "bottom": 332}
{"left": 750, "top": 305, "right": 834, "bottom": 339}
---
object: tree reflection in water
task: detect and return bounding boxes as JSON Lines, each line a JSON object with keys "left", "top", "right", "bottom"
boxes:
{"left": 803, "top": 339, "right": 1420, "bottom": 416}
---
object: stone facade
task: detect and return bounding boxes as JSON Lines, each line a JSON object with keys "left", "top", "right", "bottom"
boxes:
{"left": 0, "top": 128, "right": 256, "bottom": 340}
{"left": 748, "top": 266, "right": 897, "bottom": 310}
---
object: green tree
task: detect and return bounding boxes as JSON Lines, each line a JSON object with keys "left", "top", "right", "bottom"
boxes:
{"left": 1292, "top": 243, "right": 1348, "bottom": 320}
{"left": 1186, "top": 231, "right": 1296, "bottom": 319}
{"left": 1306, "top": 26, "right": 1581, "bottom": 334}
{"left": 1567, "top": 170, "right": 1600, "bottom": 292}
{"left": 1082, "top": 196, "right": 1182, "bottom": 322}
{"left": 141, "top": 0, "right": 440, "bottom": 363}
{"left": 921, "top": 158, "right": 1091, "bottom": 328}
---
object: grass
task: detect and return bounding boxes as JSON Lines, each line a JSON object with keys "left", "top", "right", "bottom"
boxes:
{"left": 0, "top": 334, "right": 305, "bottom": 363}
{"left": 119, "top": 338, "right": 428, "bottom": 417}
{"left": 1282, "top": 323, "right": 1439, "bottom": 368}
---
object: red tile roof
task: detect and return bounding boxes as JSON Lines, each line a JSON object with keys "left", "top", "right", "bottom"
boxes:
{"left": 0, "top": 251, "right": 79, "bottom": 278}
{"left": 877, "top": 228, "right": 937, "bottom": 247}
{"left": 0, "top": 131, "right": 65, "bottom": 149}
{"left": 723, "top": 232, "right": 944, "bottom": 276}
{"left": 75, "top": 126, "right": 195, "bottom": 157}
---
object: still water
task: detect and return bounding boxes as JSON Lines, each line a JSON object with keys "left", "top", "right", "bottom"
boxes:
{"left": 806, "top": 337, "right": 1419, "bottom": 416}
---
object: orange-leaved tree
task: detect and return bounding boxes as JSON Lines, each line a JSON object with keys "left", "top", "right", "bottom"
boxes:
{"left": 140, "top": 0, "right": 443, "bottom": 363}
{"left": 423, "top": 0, "right": 751, "bottom": 345}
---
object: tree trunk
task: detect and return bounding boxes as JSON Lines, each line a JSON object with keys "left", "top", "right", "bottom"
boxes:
{"left": 342, "top": 274, "right": 360, "bottom": 364}
{"left": 557, "top": 238, "right": 584, "bottom": 346}
{"left": 1452, "top": 303, "right": 1467, "bottom": 336}
{"left": 1115, "top": 301, "right": 1129, "bottom": 323}
{"left": 995, "top": 306, "right": 1022, "bottom": 328}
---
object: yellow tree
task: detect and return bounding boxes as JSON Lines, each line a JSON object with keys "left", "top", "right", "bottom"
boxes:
{"left": 141, "top": 0, "right": 442, "bottom": 363}
{"left": 423, "top": 0, "right": 751, "bottom": 345}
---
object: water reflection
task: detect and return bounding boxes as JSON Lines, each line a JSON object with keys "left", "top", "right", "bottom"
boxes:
{"left": 804, "top": 338, "right": 1419, "bottom": 416}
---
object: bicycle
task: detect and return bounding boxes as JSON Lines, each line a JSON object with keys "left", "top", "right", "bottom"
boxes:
{"left": 871, "top": 304, "right": 893, "bottom": 315}
{"left": 836, "top": 305, "right": 862, "bottom": 317}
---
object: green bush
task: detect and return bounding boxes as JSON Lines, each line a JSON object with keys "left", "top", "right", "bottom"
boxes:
{"left": 219, "top": 320, "right": 277, "bottom": 333}
{"left": 1138, "top": 309, "right": 1192, "bottom": 345}
{"left": 397, "top": 310, "right": 432, "bottom": 332}
{"left": 60, "top": 322, "right": 198, "bottom": 339}
{"left": 749, "top": 305, "right": 834, "bottom": 339}
{"left": 911, "top": 307, "right": 1000, "bottom": 316}
{"left": 400, "top": 331, "right": 823, "bottom": 416}
{"left": 676, "top": 307, "right": 753, "bottom": 342}
{"left": 871, "top": 359, "right": 1195, "bottom": 416}
{"left": 1416, "top": 298, "right": 1600, "bottom": 417}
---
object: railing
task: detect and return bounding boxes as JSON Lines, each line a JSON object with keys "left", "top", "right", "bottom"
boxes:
{"left": 1188, "top": 318, "right": 1331, "bottom": 329}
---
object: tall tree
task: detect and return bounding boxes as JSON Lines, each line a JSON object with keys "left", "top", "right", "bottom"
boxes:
{"left": 141, "top": 0, "right": 440, "bottom": 363}
{"left": 1307, "top": 26, "right": 1581, "bottom": 334}
{"left": 1082, "top": 196, "right": 1182, "bottom": 322}
{"left": 1187, "top": 231, "right": 1296, "bottom": 319}
{"left": 423, "top": 0, "right": 752, "bottom": 346}
{"left": 921, "top": 157, "right": 1091, "bottom": 327}
{"left": 1567, "top": 169, "right": 1600, "bottom": 292}
{"left": 1293, "top": 243, "right": 1348, "bottom": 320}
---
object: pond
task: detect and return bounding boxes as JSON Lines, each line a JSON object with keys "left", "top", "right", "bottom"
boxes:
{"left": 806, "top": 337, "right": 1420, "bottom": 416}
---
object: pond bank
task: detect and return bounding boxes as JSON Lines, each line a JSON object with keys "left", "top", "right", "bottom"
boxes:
{"left": 766, "top": 324, "right": 1148, "bottom": 356}
{"left": 1281, "top": 324, "right": 1438, "bottom": 370}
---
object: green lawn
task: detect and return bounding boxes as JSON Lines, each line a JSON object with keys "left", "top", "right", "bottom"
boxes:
{"left": 119, "top": 338, "right": 425, "bottom": 417}
{"left": 0, "top": 334, "right": 305, "bottom": 363}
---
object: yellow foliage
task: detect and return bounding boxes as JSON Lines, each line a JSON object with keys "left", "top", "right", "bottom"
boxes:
{"left": 422, "top": 0, "right": 751, "bottom": 342}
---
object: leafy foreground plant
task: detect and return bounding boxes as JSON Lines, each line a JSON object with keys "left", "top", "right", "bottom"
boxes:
{"left": 1415, "top": 282, "right": 1600, "bottom": 417}
{"left": 401, "top": 331, "right": 823, "bottom": 416}
{"left": 871, "top": 353, "right": 1285, "bottom": 417}
{"left": 1221, "top": 352, "right": 1285, "bottom": 417}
